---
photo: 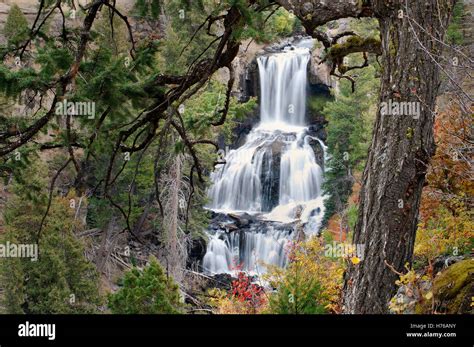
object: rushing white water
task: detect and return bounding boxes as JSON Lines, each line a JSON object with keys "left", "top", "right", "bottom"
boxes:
{"left": 258, "top": 48, "right": 309, "bottom": 126}
{"left": 202, "top": 227, "right": 292, "bottom": 274}
{"left": 203, "top": 39, "right": 326, "bottom": 275}
{"left": 279, "top": 132, "right": 322, "bottom": 203}
{"left": 202, "top": 231, "right": 237, "bottom": 274}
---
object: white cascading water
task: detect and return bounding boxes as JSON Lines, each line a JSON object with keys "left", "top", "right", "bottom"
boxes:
{"left": 204, "top": 227, "right": 292, "bottom": 274}
{"left": 203, "top": 40, "right": 326, "bottom": 275}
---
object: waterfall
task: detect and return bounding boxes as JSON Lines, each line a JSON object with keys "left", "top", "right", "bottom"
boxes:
{"left": 202, "top": 226, "right": 292, "bottom": 274}
{"left": 258, "top": 49, "right": 309, "bottom": 126}
{"left": 203, "top": 39, "right": 326, "bottom": 275}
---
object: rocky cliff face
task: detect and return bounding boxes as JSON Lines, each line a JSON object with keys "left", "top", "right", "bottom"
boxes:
{"left": 231, "top": 36, "right": 334, "bottom": 102}
{"left": 309, "top": 46, "right": 333, "bottom": 87}
{"left": 0, "top": 0, "right": 158, "bottom": 44}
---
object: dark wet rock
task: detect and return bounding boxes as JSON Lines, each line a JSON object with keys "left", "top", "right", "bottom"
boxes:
{"left": 238, "top": 60, "right": 259, "bottom": 103}
{"left": 211, "top": 212, "right": 231, "bottom": 225}
{"left": 236, "top": 219, "right": 249, "bottom": 228}
{"left": 432, "top": 255, "right": 465, "bottom": 274}
{"left": 260, "top": 142, "right": 282, "bottom": 212}
{"left": 228, "top": 212, "right": 256, "bottom": 228}
{"left": 308, "top": 136, "right": 325, "bottom": 169}
{"left": 187, "top": 236, "right": 207, "bottom": 268}
{"left": 307, "top": 122, "right": 327, "bottom": 141}
{"left": 306, "top": 84, "right": 330, "bottom": 142}
{"left": 230, "top": 107, "right": 260, "bottom": 149}
{"left": 310, "top": 207, "right": 321, "bottom": 217}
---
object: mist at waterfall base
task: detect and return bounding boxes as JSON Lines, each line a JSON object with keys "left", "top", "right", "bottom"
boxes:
{"left": 203, "top": 41, "right": 327, "bottom": 276}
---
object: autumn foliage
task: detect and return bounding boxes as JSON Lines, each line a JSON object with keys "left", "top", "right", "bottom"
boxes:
{"left": 420, "top": 103, "right": 473, "bottom": 217}
{"left": 208, "top": 269, "right": 267, "bottom": 314}
{"left": 416, "top": 102, "right": 473, "bottom": 264}
{"left": 231, "top": 272, "right": 265, "bottom": 306}
{"left": 266, "top": 237, "right": 344, "bottom": 314}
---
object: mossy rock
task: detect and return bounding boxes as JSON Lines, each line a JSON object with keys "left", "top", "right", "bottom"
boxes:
{"left": 433, "top": 259, "right": 473, "bottom": 314}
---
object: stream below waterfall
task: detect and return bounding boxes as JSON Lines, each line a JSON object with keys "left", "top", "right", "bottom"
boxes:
{"left": 202, "top": 38, "right": 327, "bottom": 276}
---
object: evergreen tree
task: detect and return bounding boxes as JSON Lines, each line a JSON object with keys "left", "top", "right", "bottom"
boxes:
{"left": 322, "top": 63, "right": 378, "bottom": 225}
{"left": 269, "top": 262, "right": 327, "bottom": 314}
{"left": 4, "top": 4, "right": 29, "bottom": 46}
{"left": 133, "top": 0, "right": 162, "bottom": 19}
{"left": 1, "top": 163, "right": 102, "bottom": 313}
{"left": 108, "top": 256, "right": 183, "bottom": 314}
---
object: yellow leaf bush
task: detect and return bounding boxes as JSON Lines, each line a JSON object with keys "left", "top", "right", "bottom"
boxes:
{"left": 264, "top": 236, "right": 345, "bottom": 313}
{"left": 415, "top": 206, "right": 473, "bottom": 264}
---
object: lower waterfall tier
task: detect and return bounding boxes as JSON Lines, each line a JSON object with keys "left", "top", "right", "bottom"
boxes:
{"left": 202, "top": 214, "right": 295, "bottom": 275}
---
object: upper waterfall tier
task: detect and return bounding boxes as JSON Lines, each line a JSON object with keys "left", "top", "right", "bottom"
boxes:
{"left": 258, "top": 47, "right": 310, "bottom": 127}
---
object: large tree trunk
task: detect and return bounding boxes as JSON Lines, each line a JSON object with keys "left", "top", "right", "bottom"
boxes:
{"left": 278, "top": 0, "right": 456, "bottom": 314}
{"left": 342, "top": 0, "right": 455, "bottom": 313}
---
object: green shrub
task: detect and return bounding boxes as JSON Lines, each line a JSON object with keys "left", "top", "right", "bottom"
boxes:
{"left": 108, "top": 257, "right": 183, "bottom": 314}
{"left": 1, "top": 196, "right": 102, "bottom": 313}
{"left": 4, "top": 4, "right": 29, "bottom": 46}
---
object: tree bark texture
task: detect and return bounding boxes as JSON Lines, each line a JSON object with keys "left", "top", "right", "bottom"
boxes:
{"left": 342, "top": 0, "right": 455, "bottom": 313}
{"left": 278, "top": 0, "right": 456, "bottom": 313}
